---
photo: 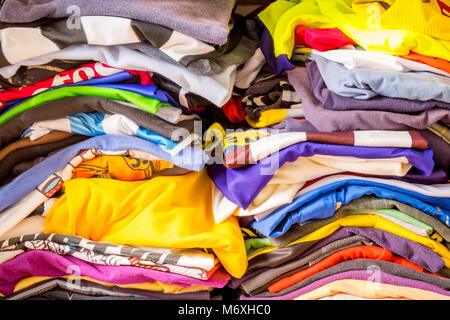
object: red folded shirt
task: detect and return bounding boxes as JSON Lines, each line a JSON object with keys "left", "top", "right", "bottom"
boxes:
{"left": 0, "top": 62, "right": 153, "bottom": 109}
{"left": 268, "top": 245, "right": 441, "bottom": 293}
{"left": 295, "top": 26, "right": 356, "bottom": 52}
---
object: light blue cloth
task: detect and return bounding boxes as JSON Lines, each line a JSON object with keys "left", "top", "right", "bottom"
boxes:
{"left": 251, "top": 178, "right": 450, "bottom": 238}
{"left": 21, "top": 112, "right": 179, "bottom": 151}
{"left": 311, "top": 54, "right": 450, "bottom": 102}
{"left": 0, "top": 135, "right": 207, "bottom": 213}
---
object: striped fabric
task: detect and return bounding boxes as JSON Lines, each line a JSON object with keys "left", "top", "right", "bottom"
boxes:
{"left": 428, "top": 122, "right": 450, "bottom": 144}
{"left": 0, "top": 233, "right": 219, "bottom": 280}
{"left": 220, "top": 130, "right": 430, "bottom": 169}
{"left": 21, "top": 112, "right": 192, "bottom": 155}
{"left": 242, "top": 75, "right": 303, "bottom": 123}
{"left": 0, "top": 16, "right": 219, "bottom": 68}
{"left": 0, "top": 59, "right": 92, "bottom": 89}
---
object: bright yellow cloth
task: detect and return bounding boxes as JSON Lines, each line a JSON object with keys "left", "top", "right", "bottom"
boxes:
{"left": 294, "top": 279, "right": 450, "bottom": 300}
{"left": 353, "top": 0, "right": 450, "bottom": 41}
{"left": 44, "top": 170, "right": 247, "bottom": 278}
{"left": 245, "top": 109, "right": 290, "bottom": 128}
{"left": 262, "top": 0, "right": 450, "bottom": 62}
{"left": 248, "top": 215, "right": 450, "bottom": 268}
{"left": 0, "top": 275, "right": 211, "bottom": 298}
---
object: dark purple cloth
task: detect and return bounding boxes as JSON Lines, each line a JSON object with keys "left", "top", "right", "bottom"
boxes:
{"left": 270, "top": 118, "right": 319, "bottom": 133}
{"left": 420, "top": 129, "right": 450, "bottom": 173}
{"left": 287, "top": 66, "right": 450, "bottom": 132}
{"left": 0, "top": 250, "right": 231, "bottom": 296}
{"left": 386, "top": 168, "right": 448, "bottom": 184}
{"left": 239, "top": 269, "right": 450, "bottom": 300}
{"left": 308, "top": 61, "right": 450, "bottom": 113}
{"left": 228, "top": 268, "right": 269, "bottom": 290}
{"left": 239, "top": 215, "right": 255, "bottom": 227}
{"left": 294, "top": 227, "right": 445, "bottom": 273}
{"left": 255, "top": 16, "right": 294, "bottom": 74}
{"left": 207, "top": 142, "right": 434, "bottom": 209}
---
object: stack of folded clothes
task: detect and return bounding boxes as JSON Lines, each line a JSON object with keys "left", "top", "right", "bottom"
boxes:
{"left": 0, "top": 0, "right": 449, "bottom": 302}
{"left": 219, "top": 0, "right": 450, "bottom": 300}
{"left": 0, "top": 0, "right": 265, "bottom": 300}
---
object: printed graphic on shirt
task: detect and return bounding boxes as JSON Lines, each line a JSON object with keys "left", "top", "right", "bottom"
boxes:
{"left": 437, "top": 0, "right": 450, "bottom": 17}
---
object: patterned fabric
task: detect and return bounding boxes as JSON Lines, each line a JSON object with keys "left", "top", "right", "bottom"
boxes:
{"left": 242, "top": 76, "right": 303, "bottom": 126}
{"left": 0, "top": 0, "right": 237, "bottom": 46}
{"left": 216, "top": 125, "right": 429, "bottom": 168}
{"left": 150, "top": 73, "right": 215, "bottom": 110}
{"left": 0, "top": 233, "right": 219, "bottom": 280}
{"left": 0, "top": 59, "right": 91, "bottom": 89}
{"left": 0, "top": 148, "right": 181, "bottom": 238}
{"left": 72, "top": 153, "right": 174, "bottom": 181}
{"left": 0, "top": 16, "right": 232, "bottom": 68}
{"left": 21, "top": 112, "right": 191, "bottom": 155}
{"left": 0, "top": 62, "right": 123, "bottom": 108}
{"left": 428, "top": 122, "right": 450, "bottom": 144}
{"left": 127, "top": 16, "right": 260, "bottom": 76}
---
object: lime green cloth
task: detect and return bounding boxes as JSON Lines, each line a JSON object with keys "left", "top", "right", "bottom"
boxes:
{"left": 347, "top": 208, "right": 433, "bottom": 235}
{"left": 0, "top": 86, "right": 169, "bottom": 126}
{"left": 245, "top": 237, "right": 272, "bottom": 255}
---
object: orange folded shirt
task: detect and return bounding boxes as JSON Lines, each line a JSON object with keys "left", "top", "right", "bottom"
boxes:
{"left": 72, "top": 154, "right": 174, "bottom": 181}
{"left": 401, "top": 52, "right": 450, "bottom": 74}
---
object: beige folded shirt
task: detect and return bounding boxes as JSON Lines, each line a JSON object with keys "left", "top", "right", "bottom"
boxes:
{"left": 294, "top": 279, "right": 450, "bottom": 300}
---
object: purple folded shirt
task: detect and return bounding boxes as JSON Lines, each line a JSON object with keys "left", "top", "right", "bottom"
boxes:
{"left": 308, "top": 61, "right": 450, "bottom": 113}
{"left": 239, "top": 270, "right": 450, "bottom": 300}
{"left": 270, "top": 119, "right": 448, "bottom": 183}
{"left": 0, "top": 250, "right": 230, "bottom": 296}
{"left": 287, "top": 67, "right": 450, "bottom": 132}
{"left": 207, "top": 141, "right": 434, "bottom": 209}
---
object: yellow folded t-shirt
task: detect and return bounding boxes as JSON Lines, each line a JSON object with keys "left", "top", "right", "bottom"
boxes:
{"left": 353, "top": 0, "right": 450, "bottom": 41}
{"left": 44, "top": 169, "right": 247, "bottom": 278}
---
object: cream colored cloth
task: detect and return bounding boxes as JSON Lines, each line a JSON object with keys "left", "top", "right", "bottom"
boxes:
{"left": 294, "top": 279, "right": 450, "bottom": 300}
{"left": 0, "top": 216, "right": 45, "bottom": 241}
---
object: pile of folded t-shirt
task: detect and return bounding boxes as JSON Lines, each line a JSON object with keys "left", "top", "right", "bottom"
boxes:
{"left": 0, "top": 0, "right": 449, "bottom": 301}
{"left": 220, "top": 0, "right": 450, "bottom": 300}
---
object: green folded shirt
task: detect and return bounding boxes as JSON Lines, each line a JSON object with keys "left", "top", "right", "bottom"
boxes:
{"left": 0, "top": 86, "right": 169, "bottom": 126}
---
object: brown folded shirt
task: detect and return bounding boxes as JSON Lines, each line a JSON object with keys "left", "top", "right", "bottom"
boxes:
{"left": 0, "top": 132, "right": 88, "bottom": 185}
{"left": 0, "top": 131, "right": 74, "bottom": 162}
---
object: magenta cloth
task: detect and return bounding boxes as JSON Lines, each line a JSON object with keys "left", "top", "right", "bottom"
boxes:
{"left": 239, "top": 269, "right": 450, "bottom": 300}
{"left": 295, "top": 26, "right": 356, "bottom": 52}
{"left": 0, "top": 250, "right": 230, "bottom": 296}
{"left": 287, "top": 66, "right": 450, "bottom": 132}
